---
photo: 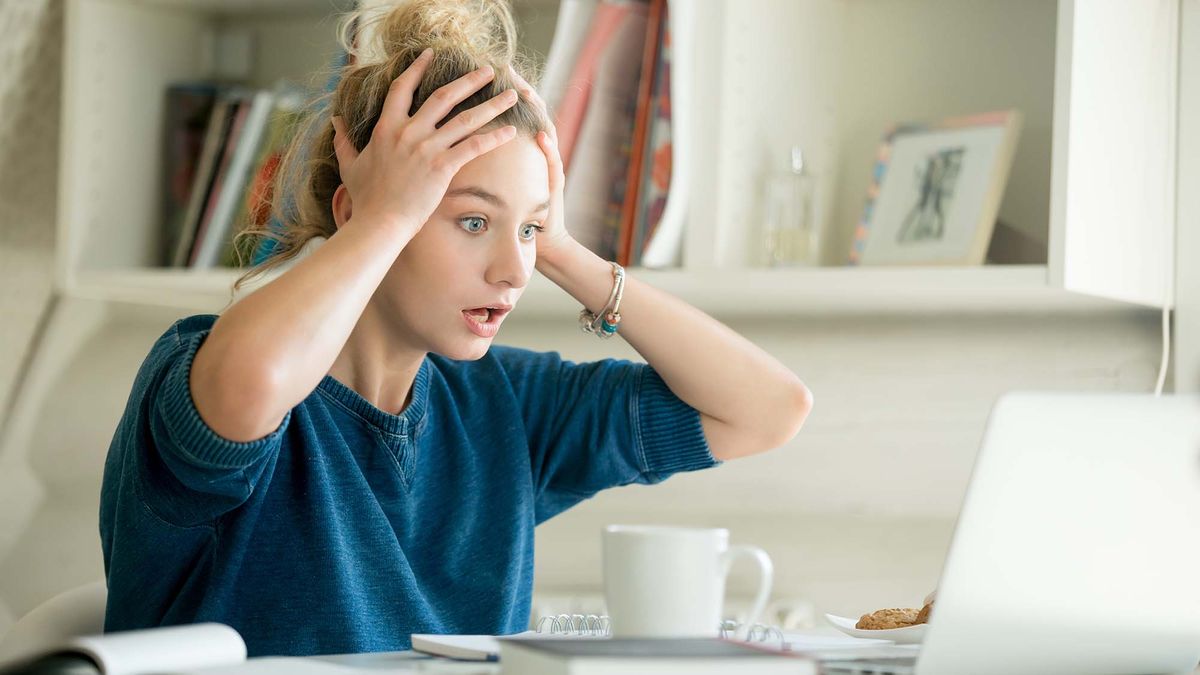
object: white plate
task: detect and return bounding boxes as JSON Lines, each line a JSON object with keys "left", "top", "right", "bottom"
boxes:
{"left": 824, "top": 613, "right": 927, "bottom": 644}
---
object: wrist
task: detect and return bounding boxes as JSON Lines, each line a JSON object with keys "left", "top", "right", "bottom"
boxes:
{"left": 535, "top": 234, "right": 585, "bottom": 277}
{"left": 345, "top": 213, "right": 421, "bottom": 244}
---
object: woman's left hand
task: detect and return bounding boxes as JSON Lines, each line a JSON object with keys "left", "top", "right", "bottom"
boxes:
{"left": 507, "top": 65, "right": 575, "bottom": 267}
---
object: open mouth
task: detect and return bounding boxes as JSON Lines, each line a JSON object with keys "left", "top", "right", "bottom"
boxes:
{"left": 462, "top": 307, "right": 509, "bottom": 325}
{"left": 461, "top": 305, "right": 512, "bottom": 338}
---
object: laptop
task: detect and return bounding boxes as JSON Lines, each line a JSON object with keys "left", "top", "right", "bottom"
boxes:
{"left": 824, "top": 392, "right": 1200, "bottom": 675}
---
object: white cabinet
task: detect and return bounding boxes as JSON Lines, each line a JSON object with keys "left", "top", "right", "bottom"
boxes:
{"left": 56, "top": 0, "right": 1181, "bottom": 316}
{"left": 683, "top": 0, "right": 1178, "bottom": 310}
{"left": 1048, "top": 0, "right": 1177, "bottom": 308}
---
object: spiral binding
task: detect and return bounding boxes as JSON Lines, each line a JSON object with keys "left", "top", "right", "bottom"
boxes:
{"left": 533, "top": 614, "right": 784, "bottom": 645}
{"left": 535, "top": 614, "right": 610, "bottom": 636}
{"left": 719, "top": 619, "right": 786, "bottom": 646}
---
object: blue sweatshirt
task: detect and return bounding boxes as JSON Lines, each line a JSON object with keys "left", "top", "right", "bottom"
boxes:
{"left": 98, "top": 314, "right": 718, "bottom": 656}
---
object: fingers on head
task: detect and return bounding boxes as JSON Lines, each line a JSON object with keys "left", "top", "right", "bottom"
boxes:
{"left": 411, "top": 65, "right": 497, "bottom": 129}
{"left": 445, "top": 125, "right": 517, "bottom": 170}
{"left": 379, "top": 48, "right": 434, "bottom": 131}
{"left": 446, "top": 88, "right": 517, "bottom": 141}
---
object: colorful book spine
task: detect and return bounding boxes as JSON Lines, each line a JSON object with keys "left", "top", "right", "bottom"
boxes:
{"left": 616, "top": 0, "right": 665, "bottom": 267}
{"left": 188, "top": 93, "right": 250, "bottom": 267}
{"left": 633, "top": 10, "right": 673, "bottom": 267}
{"left": 191, "top": 89, "right": 275, "bottom": 268}
{"left": 172, "top": 94, "right": 233, "bottom": 267}
{"left": 161, "top": 83, "right": 217, "bottom": 266}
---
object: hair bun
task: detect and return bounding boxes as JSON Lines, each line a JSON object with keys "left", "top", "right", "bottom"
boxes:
{"left": 352, "top": 0, "right": 517, "bottom": 67}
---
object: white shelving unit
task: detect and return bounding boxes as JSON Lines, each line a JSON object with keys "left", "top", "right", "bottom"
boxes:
{"left": 54, "top": 0, "right": 1181, "bottom": 319}
{"left": 71, "top": 265, "right": 1133, "bottom": 316}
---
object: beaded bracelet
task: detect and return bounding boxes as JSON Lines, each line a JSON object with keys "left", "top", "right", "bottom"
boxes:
{"left": 579, "top": 262, "right": 625, "bottom": 339}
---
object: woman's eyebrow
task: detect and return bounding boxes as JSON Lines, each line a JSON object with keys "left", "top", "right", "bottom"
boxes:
{"left": 445, "top": 186, "right": 551, "bottom": 214}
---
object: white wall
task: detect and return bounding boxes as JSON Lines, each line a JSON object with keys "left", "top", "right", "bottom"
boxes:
{"left": 505, "top": 311, "right": 1162, "bottom": 620}
{"left": 0, "top": 0, "right": 59, "bottom": 431}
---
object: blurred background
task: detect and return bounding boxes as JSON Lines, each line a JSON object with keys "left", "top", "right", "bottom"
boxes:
{"left": 0, "top": 0, "right": 1196, "bottom": 636}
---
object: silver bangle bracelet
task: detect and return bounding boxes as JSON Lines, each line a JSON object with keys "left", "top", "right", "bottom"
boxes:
{"left": 579, "top": 262, "right": 625, "bottom": 337}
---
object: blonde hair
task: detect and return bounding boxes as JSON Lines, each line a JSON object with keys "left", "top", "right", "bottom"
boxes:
{"left": 233, "top": 0, "right": 549, "bottom": 291}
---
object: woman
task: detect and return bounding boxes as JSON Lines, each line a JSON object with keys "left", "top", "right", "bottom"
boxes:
{"left": 99, "top": 0, "right": 812, "bottom": 657}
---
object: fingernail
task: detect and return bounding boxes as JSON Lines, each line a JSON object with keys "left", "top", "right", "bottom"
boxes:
{"left": 505, "top": 88, "right": 518, "bottom": 102}
{"left": 422, "top": 48, "right": 433, "bottom": 58}
{"left": 481, "top": 65, "right": 494, "bottom": 77}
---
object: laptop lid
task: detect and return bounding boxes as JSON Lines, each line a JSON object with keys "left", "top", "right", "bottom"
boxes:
{"left": 917, "top": 392, "right": 1200, "bottom": 675}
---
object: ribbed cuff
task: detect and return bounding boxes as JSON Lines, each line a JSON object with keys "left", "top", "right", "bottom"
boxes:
{"left": 636, "top": 367, "right": 720, "bottom": 477}
{"left": 158, "top": 331, "right": 290, "bottom": 469}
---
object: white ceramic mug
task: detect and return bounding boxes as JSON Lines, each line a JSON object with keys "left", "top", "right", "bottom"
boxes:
{"left": 601, "top": 525, "right": 774, "bottom": 640}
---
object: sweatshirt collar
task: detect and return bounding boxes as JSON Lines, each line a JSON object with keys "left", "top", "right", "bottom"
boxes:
{"left": 317, "top": 356, "right": 430, "bottom": 437}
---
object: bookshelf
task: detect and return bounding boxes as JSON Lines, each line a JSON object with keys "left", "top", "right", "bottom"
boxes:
{"left": 70, "top": 265, "right": 1135, "bottom": 316}
{"left": 56, "top": 0, "right": 1179, "bottom": 318}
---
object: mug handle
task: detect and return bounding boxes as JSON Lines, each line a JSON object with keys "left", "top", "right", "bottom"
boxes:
{"left": 719, "top": 544, "right": 774, "bottom": 641}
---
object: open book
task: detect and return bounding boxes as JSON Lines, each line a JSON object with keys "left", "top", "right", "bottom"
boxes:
{"left": 0, "top": 623, "right": 245, "bottom": 675}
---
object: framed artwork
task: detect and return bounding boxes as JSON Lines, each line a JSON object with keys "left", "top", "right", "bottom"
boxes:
{"left": 849, "top": 110, "right": 1022, "bottom": 266}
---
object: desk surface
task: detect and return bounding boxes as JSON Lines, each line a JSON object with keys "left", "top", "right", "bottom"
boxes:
{"left": 190, "top": 652, "right": 1200, "bottom": 675}
{"left": 182, "top": 630, "right": 1200, "bottom": 675}
{"left": 189, "top": 650, "right": 1200, "bottom": 675}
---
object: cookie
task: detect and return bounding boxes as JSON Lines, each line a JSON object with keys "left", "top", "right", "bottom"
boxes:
{"left": 915, "top": 601, "right": 933, "bottom": 624}
{"left": 855, "top": 607, "right": 920, "bottom": 630}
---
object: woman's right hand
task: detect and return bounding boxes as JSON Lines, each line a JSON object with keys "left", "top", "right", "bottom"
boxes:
{"left": 330, "top": 48, "right": 520, "bottom": 237}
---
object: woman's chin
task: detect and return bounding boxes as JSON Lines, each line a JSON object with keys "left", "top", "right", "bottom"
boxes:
{"left": 437, "top": 339, "right": 493, "bottom": 361}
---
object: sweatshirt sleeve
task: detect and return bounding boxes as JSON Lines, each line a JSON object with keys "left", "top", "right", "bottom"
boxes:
{"left": 493, "top": 347, "right": 720, "bottom": 523}
{"left": 111, "top": 317, "right": 291, "bottom": 526}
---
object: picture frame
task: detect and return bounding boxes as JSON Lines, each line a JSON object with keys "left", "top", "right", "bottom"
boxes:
{"left": 848, "top": 110, "right": 1022, "bottom": 266}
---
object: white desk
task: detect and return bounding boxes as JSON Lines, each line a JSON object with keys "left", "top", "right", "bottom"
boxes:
{"left": 180, "top": 638, "right": 1200, "bottom": 675}
{"left": 185, "top": 651, "right": 497, "bottom": 674}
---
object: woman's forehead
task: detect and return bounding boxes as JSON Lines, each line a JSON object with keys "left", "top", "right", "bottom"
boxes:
{"left": 447, "top": 136, "right": 549, "bottom": 210}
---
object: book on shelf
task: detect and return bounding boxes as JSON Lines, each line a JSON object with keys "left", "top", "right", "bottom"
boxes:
{"left": 616, "top": 0, "right": 664, "bottom": 267}
{"left": 544, "top": 0, "right": 680, "bottom": 268}
{"left": 165, "top": 82, "right": 311, "bottom": 270}
{"left": 630, "top": 1, "right": 674, "bottom": 268}
{"left": 497, "top": 637, "right": 816, "bottom": 675}
{"left": 161, "top": 83, "right": 218, "bottom": 267}
{"left": 170, "top": 91, "right": 234, "bottom": 267}
{"left": 0, "top": 623, "right": 245, "bottom": 675}
{"left": 189, "top": 88, "right": 276, "bottom": 268}
{"left": 219, "top": 86, "right": 309, "bottom": 268}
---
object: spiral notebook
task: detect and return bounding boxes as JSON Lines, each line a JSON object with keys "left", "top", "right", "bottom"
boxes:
{"left": 411, "top": 614, "right": 785, "bottom": 662}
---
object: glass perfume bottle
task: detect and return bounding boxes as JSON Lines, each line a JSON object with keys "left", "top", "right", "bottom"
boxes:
{"left": 763, "top": 146, "right": 819, "bottom": 267}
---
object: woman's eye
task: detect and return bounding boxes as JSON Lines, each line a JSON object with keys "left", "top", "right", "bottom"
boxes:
{"left": 520, "top": 224, "right": 542, "bottom": 241}
{"left": 459, "top": 216, "right": 486, "bottom": 233}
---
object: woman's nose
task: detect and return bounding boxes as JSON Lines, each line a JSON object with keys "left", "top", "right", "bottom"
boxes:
{"left": 485, "top": 231, "right": 533, "bottom": 289}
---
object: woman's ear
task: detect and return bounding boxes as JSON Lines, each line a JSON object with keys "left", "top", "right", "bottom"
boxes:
{"left": 332, "top": 184, "right": 352, "bottom": 230}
